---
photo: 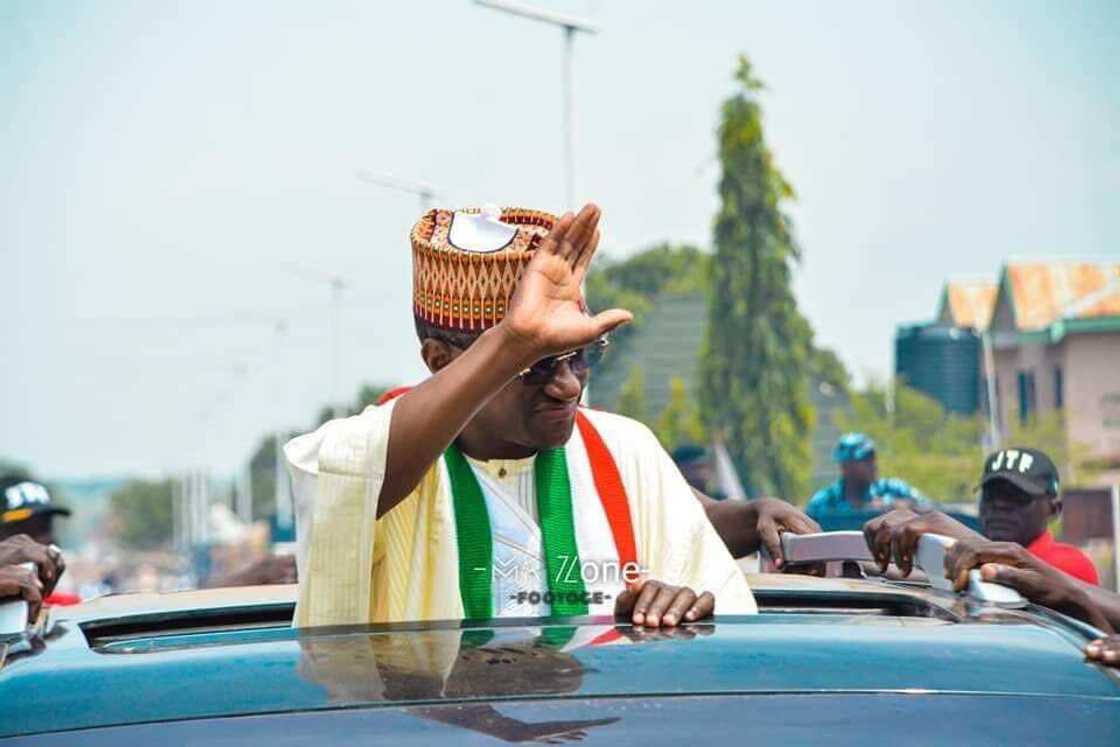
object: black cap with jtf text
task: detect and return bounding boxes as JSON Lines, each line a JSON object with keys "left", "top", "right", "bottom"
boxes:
{"left": 980, "top": 447, "right": 1060, "bottom": 497}
{"left": 0, "top": 476, "right": 70, "bottom": 526}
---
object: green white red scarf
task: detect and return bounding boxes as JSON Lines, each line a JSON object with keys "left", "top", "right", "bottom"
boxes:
{"left": 444, "top": 411, "right": 637, "bottom": 619}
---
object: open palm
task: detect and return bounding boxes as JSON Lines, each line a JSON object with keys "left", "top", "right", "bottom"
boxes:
{"left": 504, "top": 204, "right": 631, "bottom": 356}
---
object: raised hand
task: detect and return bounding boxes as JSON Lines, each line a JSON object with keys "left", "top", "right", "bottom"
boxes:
{"left": 502, "top": 203, "right": 632, "bottom": 358}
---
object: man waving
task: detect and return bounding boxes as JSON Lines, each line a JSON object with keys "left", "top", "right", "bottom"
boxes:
{"left": 287, "top": 204, "right": 756, "bottom": 628}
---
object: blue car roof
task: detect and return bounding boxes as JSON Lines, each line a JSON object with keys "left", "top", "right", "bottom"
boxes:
{"left": 2, "top": 576, "right": 1118, "bottom": 738}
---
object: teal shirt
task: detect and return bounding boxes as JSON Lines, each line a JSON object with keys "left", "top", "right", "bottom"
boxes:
{"left": 805, "top": 478, "right": 928, "bottom": 523}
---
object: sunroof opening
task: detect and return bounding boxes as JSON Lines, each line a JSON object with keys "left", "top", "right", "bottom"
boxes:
{"left": 753, "top": 589, "right": 958, "bottom": 621}
{"left": 79, "top": 587, "right": 960, "bottom": 651}
{"left": 81, "top": 602, "right": 295, "bottom": 650}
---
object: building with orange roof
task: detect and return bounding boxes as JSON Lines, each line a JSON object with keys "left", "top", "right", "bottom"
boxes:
{"left": 984, "top": 258, "right": 1120, "bottom": 478}
{"left": 909, "top": 259, "right": 1120, "bottom": 481}
{"left": 936, "top": 278, "right": 998, "bottom": 331}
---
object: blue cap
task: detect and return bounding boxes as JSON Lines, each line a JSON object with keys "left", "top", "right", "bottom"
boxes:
{"left": 833, "top": 433, "right": 876, "bottom": 463}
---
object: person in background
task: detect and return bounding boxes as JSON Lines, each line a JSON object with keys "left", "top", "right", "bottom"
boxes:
{"left": 667, "top": 444, "right": 823, "bottom": 567}
{"left": 0, "top": 474, "right": 70, "bottom": 546}
{"left": 0, "top": 474, "right": 80, "bottom": 606}
{"left": 671, "top": 444, "right": 726, "bottom": 500}
{"left": 977, "top": 447, "right": 1098, "bottom": 584}
{"left": 805, "top": 433, "right": 928, "bottom": 526}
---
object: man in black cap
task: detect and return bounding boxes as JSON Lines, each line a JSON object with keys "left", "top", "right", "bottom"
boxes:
{"left": 0, "top": 475, "right": 70, "bottom": 547}
{"left": 978, "top": 447, "right": 1098, "bottom": 584}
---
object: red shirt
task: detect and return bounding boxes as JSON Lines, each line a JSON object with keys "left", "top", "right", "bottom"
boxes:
{"left": 1027, "top": 530, "right": 1099, "bottom": 585}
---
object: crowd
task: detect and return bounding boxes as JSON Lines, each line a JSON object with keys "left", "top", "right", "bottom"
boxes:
{"left": 4, "top": 203, "right": 1116, "bottom": 674}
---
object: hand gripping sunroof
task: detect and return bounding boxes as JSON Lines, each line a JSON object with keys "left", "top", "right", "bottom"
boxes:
{"left": 915, "top": 533, "right": 1025, "bottom": 606}
{"left": 778, "top": 531, "right": 1025, "bottom": 607}
{"left": 0, "top": 563, "right": 33, "bottom": 641}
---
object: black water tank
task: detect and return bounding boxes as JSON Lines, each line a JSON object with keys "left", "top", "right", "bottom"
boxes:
{"left": 895, "top": 323, "right": 981, "bottom": 414}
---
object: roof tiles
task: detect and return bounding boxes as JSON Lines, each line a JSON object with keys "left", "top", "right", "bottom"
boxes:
{"left": 1005, "top": 260, "right": 1120, "bottom": 331}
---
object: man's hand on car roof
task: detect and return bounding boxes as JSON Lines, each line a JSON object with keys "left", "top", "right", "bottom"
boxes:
{"left": 751, "top": 498, "right": 821, "bottom": 569}
{"left": 0, "top": 564, "right": 44, "bottom": 623}
{"left": 0, "top": 534, "right": 65, "bottom": 596}
{"left": 695, "top": 492, "right": 819, "bottom": 563}
{"left": 863, "top": 509, "right": 981, "bottom": 577}
{"left": 1085, "top": 635, "right": 1120, "bottom": 668}
{"left": 614, "top": 579, "right": 714, "bottom": 628}
{"left": 946, "top": 537, "right": 1114, "bottom": 633}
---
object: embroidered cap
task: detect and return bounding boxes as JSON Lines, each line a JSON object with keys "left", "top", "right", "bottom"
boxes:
{"left": 411, "top": 205, "right": 557, "bottom": 332}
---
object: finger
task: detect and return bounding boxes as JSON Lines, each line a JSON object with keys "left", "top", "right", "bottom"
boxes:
{"left": 19, "top": 574, "right": 43, "bottom": 624}
{"left": 613, "top": 588, "right": 637, "bottom": 619}
{"left": 895, "top": 523, "right": 922, "bottom": 577}
{"left": 952, "top": 551, "right": 975, "bottom": 592}
{"left": 662, "top": 588, "right": 698, "bottom": 627}
{"left": 590, "top": 309, "right": 633, "bottom": 337}
{"left": 950, "top": 544, "right": 1027, "bottom": 592}
{"left": 631, "top": 581, "right": 662, "bottom": 626}
{"left": 787, "top": 513, "right": 822, "bottom": 535}
{"left": 945, "top": 543, "right": 980, "bottom": 591}
{"left": 862, "top": 518, "right": 882, "bottom": 566}
{"left": 685, "top": 591, "right": 715, "bottom": 622}
{"left": 759, "top": 523, "right": 783, "bottom": 568}
{"left": 539, "top": 212, "right": 575, "bottom": 257}
{"left": 558, "top": 204, "right": 598, "bottom": 261}
{"left": 871, "top": 523, "right": 892, "bottom": 573}
{"left": 15, "top": 543, "right": 56, "bottom": 585}
{"left": 979, "top": 563, "right": 1045, "bottom": 597}
{"left": 644, "top": 584, "right": 679, "bottom": 628}
{"left": 561, "top": 204, "right": 599, "bottom": 261}
{"left": 573, "top": 228, "right": 601, "bottom": 276}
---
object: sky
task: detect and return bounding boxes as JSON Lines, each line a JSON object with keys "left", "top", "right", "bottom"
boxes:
{"left": 2, "top": 0, "right": 1118, "bottom": 478}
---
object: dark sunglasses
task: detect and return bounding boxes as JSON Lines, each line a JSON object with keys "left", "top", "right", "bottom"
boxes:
{"left": 519, "top": 338, "right": 610, "bottom": 386}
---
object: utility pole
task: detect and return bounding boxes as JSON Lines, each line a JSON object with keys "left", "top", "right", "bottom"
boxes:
{"left": 475, "top": 0, "right": 597, "bottom": 210}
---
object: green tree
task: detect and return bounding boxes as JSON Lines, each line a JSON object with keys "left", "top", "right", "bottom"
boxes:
{"left": 1008, "top": 412, "right": 1100, "bottom": 487}
{"left": 316, "top": 383, "right": 394, "bottom": 426}
{"left": 597, "top": 243, "right": 710, "bottom": 297}
{"left": 810, "top": 347, "right": 851, "bottom": 396}
{"left": 834, "top": 383, "right": 1103, "bottom": 504}
{"left": 254, "top": 382, "right": 396, "bottom": 521}
{"left": 699, "top": 55, "right": 816, "bottom": 500}
{"left": 0, "top": 458, "right": 31, "bottom": 481}
{"left": 585, "top": 243, "right": 708, "bottom": 351}
{"left": 617, "top": 365, "right": 649, "bottom": 425}
{"left": 109, "top": 478, "right": 175, "bottom": 549}
{"left": 656, "top": 377, "right": 707, "bottom": 451}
